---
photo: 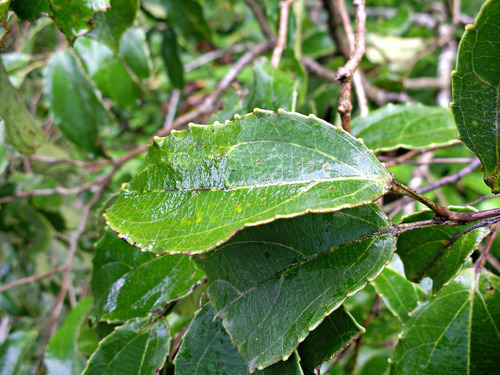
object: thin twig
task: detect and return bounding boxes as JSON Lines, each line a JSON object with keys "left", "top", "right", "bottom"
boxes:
{"left": 163, "top": 88, "right": 181, "bottom": 130}
{"left": 245, "top": 0, "right": 275, "bottom": 41}
{"left": 0, "top": 265, "right": 66, "bottom": 294}
{"left": 271, "top": 0, "right": 294, "bottom": 69}
{"left": 475, "top": 224, "right": 498, "bottom": 272}
{"left": 465, "top": 195, "right": 500, "bottom": 207}
{"left": 28, "top": 155, "right": 113, "bottom": 169}
{"left": 378, "top": 156, "right": 473, "bottom": 165}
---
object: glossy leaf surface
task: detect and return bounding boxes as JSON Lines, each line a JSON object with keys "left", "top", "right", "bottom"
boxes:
{"left": 195, "top": 204, "right": 395, "bottom": 372}
{"left": 45, "top": 297, "right": 93, "bottom": 375}
{"left": 298, "top": 306, "right": 364, "bottom": 371}
{"left": 451, "top": 0, "right": 500, "bottom": 193}
{"left": 397, "top": 208, "right": 485, "bottom": 295}
{"left": 351, "top": 104, "right": 457, "bottom": 152}
{"left": 371, "top": 266, "right": 424, "bottom": 324}
{"left": 0, "top": 59, "right": 45, "bottom": 154}
{"left": 175, "top": 303, "right": 304, "bottom": 374}
{"left": 88, "top": 0, "right": 139, "bottom": 54}
{"left": 105, "top": 110, "right": 392, "bottom": 254}
{"left": 92, "top": 230, "right": 204, "bottom": 322}
{"left": 390, "top": 269, "right": 500, "bottom": 374}
{"left": 45, "top": 50, "right": 115, "bottom": 155}
{"left": 83, "top": 318, "right": 169, "bottom": 375}
{"left": 0, "top": 330, "right": 37, "bottom": 375}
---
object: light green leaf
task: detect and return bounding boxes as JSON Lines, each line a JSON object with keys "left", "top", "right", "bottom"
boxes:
{"left": 396, "top": 208, "right": 486, "bottom": 295}
{"left": 390, "top": 269, "right": 500, "bottom": 374}
{"left": 195, "top": 204, "right": 395, "bottom": 372}
{"left": 118, "top": 27, "right": 150, "bottom": 80}
{"left": 88, "top": 0, "right": 139, "bottom": 54}
{"left": 175, "top": 303, "right": 304, "bottom": 375}
{"left": 45, "top": 297, "right": 93, "bottom": 375}
{"left": 298, "top": 306, "right": 364, "bottom": 372}
{"left": 0, "top": 58, "right": 45, "bottom": 154}
{"left": 92, "top": 230, "right": 204, "bottom": 322}
{"left": 105, "top": 109, "right": 392, "bottom": 254}
{"left": 0, "top": 117, "right": 7, "bottom": 174}
{"left": 83, "top": 317, "right": 169, "bottom": 375}
{"left": 451, "top": 0, "right": 500, "bottom": 193}
{"left": 45, "top": 50, "right": 115, "bottom": 156}
{"left": 0, "top": 330, "right": 37, "bottom": 375}
{"left": 351, "top": 104, "right": 457, "bottom": 153}
{"left": 371, "top": 266, "right": 425, "bottom": 324}
{"left": 161, "top": 28, "right": 184, "bottom": 89}
{"left": 0, "top": 0, "right": 10, "bottom": 21}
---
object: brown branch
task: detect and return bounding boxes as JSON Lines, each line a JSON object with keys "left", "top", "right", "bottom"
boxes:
{"left": 28, "top": 155, "right": 113, "bottom": 169}
{"left": 271, "top": 0, "right": 294, "bottom": 69}
{"left": 0, "top": 265, "right": 66, "bottom": 294}
{"left": 336, "top": 0, "right": 366, "bottom": 132}
{"left": 475, "top": 224, "right": 498, "bottom": 272}
{"left": 245, "top": 0, "right": 275, "bottom": 41}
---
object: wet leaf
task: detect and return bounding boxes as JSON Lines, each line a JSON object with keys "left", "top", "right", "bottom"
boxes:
{"left": 195, "top": 204, "right": 395, "bottom": 372}
{"left": 451, "top": 0, "right": 500, "bottom": 193}
{"left": 0, "top": 58, "right": 45, "bottom": 154}
{"left": 105, "top": 109, "right": 392, "bottom": 254}
{"left": 92, "top": 230, "right": 204, "bottom": 322}
{"left": 83, "top": 317, "right": 169, "bottom": 375}
{"left": 390, "top": 269, "right": 500, "bottom": 374}
{"left": 45, "top": 297, "right": 93, "bottom": 375}
{"left": 45, "top": 50, "right": 115, "bottom": 156}
{"left": 0, "top": 330, "right": 37, "bottom": 375}
{"left": 351, "top": 104, "right": 457, "bottom": 153}
{"left": 161, "top": 28, "right": 184, "bottom": 89}
{"left": 396, "top": 208, "right": 486, "bottom": 295}
{"left": 371, "top": 266, "right": 425, "bottom": 324}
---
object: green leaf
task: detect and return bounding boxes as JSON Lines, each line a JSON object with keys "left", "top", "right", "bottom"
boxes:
{"left": 0, "top": 58, "right": 45, "bottom": 154}
{"left": 247, "top": 58, "right": 297, "bottom": 111}
{"left": 390, "top": 269, "right": 500, "bottom": 374}
{"left": 74, "top": 37, "right": 143, "bottom": 108}
{"left": 0, "top": 0, "right": 10, "bottom": 21}
{"left": 396, "top": 208, "right": 486, "bottom": 295}
{"left": 92, "top": 229, "right": 204, "bottom": 322}
{"left": 83, "top": 317, "right": 170, "bottom": 375}
{"left": 118, "top": 27, "right": 150, "bottom": 80}
{"left": 9, "top": 0, "right": 50, "bottom": 20}
{"left": 195, "top": 204, "right": 396, "bottom": 372}
{"left": 351, "top": 104, "right": 457, "bottom": 153}
{"left": 161, "top": 28, "right": 184, "bottom": 89}
{"left": 0, "top": 117, "right": 7, "bottom": 174}
{"left": 0, "top": 330, "right": 37, "bottom": 375}
{"left": 451, "top": 0, "right": 500, "bottom": 193}
{"left": 175, "top": 303, "right": 304, "bottom": 375}
{"left": 45, "top": 50, "right": 115, "bottom": 156}
{"left": 163, "top": 0, "right": 212, "bottom": 42}
{"left": 88, "top": 0, "right": 139, "bottom": 54}
{"left": 105, "top": 109, "right": 392, "bottom": 254}
{"left": 298, "top": 306, "right": 364, "bottom": 372}
{"left": 48, "top": 0, "right": 110, "bottom": 44}
{"left": 371, "top": 266, "right": 425, "bottom": 324}
{"left": 45, "top": 297, "right": 93, "bottom": 375}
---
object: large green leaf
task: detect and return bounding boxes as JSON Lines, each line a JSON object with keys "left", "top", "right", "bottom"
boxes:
{"left": 371, "top": 266, "right": 425, "bottom": 324}
{"left": 451, "top": 0, "right": 500, "bottom": 193}
{"left": 175, "top": 303, "right": 304, "bottom": 375}
{"left": 297, "top": 306, "right": 364, "bottom": 372}
{"left": 396, "top": 208, "right": 486, "bottom": 295}
{"left": 10, "top": 0, "right": 50, "bottom": 20}
{"left": 83, "top": 317, "right": 169, "bottom": 375}
{"left": 0, "top": 58, "right": 45, "bottom": 154}
{"left": 0, "top": 330, "right": 37, "bottom": 375}
{"left": 45, "top": 297, "right": 93, "bottom": 375}
{"left": 92, "top": 230, "right": 204, "bottom": 322}
{"left": 351, "top": 104, "right": 457, "bottom": 153}
{"left": 118, "top": 27, "right": 150, "bottom": 80}
{"left": 45, "top": 50, "right": 115, "bottom": 156}
{"left": 390, "top": 269, "right": 500, "bottom": 374}
{"left": 105, "top": 110, "right": 392, "bottom": 254}
{"left": 195, "top": 204, "right": 396, "bottom": 372}
{"left": 88, "top": 0, "right": 139, "bottom": 54}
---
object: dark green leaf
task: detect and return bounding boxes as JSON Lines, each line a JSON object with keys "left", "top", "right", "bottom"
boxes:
{"left": 247, "top": 58, "right": 296, "bottom": 111}
{"left": 0, "top": 117, "right": 7, "bottom": 174}
{"left": 371, "top": 266, "right": 424, "bottom": 324}
{"left": 45, "top": 297, "right": 93, "bottom": 375}
{"left": 161, "top": 28, "right": 184, "bottom": 89}
{"left": 88, "top": 0, "right": 139, "bottom": 54}
{"left": 9, "top": 0, "right": 50, "bottom": 21}
{"left": 92, "top": 230, "right": 204, "bottom": 322}
{"left": 83, "top": 317, "right": 169, "bottom": 375}
{"left": 451, "top": 0, "right": 500, "bottom": 193}
{"left": 0, "top": 58, "right": 45, "bottom": 154}
{"left": 175, "top": 303, "right": 304, "bottom": 375}
{"left": 0, "top": 330, "right": 37, "bottom": 375}
{"left": 298, "top": 306, "right": 364, "bottom": 371}
{"left": 163, "top": 0, "right": 212, "bottom": 42}
{"left": 105, "top": 110, "right": 392, "bottom": 254}
{"left": 195, "top": 204, "right": 395, "bottom": 372}
{"left": 45, "top": 50, "right": 115, "bottom": 156}
{"left": 351, "top": 104, "right": 457, "bottom": 153}
{"left": 390, "top": 269, "right": 500, "bottom": 374}
{"left": 396, "top": 208, "right": 486, "bottom": 295}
